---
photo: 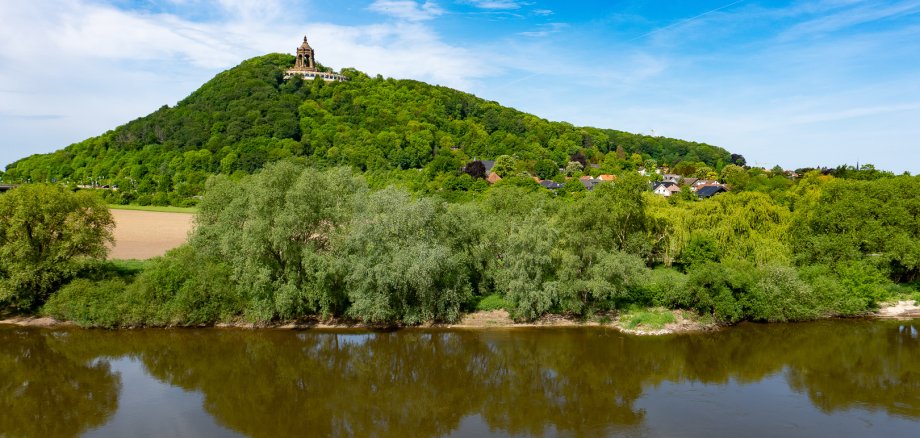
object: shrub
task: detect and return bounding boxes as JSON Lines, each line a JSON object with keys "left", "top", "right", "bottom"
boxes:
{"left": 475, "top": 294, "right": 509, "bottom": 311}
{"left": 556, "top": 250, "right": 649, "bottom": 314}
{"left": 684, "top": 261, "right": 755, "bottom": 323}
{"left": 640, "top": 268, "right": 689, "bottom": 308}
{"left": 127, "top": 245, "right": 241, "bottom": 326}
{"left": 42, "top": 278, "right": 128, "bottom": 328}
{"left": 748, "top": 265, "right": 821, "bottom": 322}
{"left": 681, "top": 234, "right": 719, "bottom": 268}
{"left": 835, "top": 260, "right": 892, "bottom": 309}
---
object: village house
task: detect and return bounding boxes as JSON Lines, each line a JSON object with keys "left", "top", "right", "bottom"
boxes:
{"left": 653, "top": 181, "right": 681, "bottom": 197}
{"left": 696, "top": 185, "right": 727, "bottom": 199}
{"left": 689, "top": 179, "right": 720, "bottom": 192}
{"left": 539, "top": 180, "right": 563, "bottom": 190}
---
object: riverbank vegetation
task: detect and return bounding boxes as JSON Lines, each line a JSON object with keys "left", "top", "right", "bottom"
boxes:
{"left": 4, "top": 162, "right": 917, "bottom": 328}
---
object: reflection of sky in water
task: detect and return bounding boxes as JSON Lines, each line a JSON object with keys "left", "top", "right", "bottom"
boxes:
{"left": 83, "top": 357, "right": 241, "bottom": 438}
{"left": 337, "top": 333, "right": 374, "bottom": 346}
{"left": 297, "top": 332, "right": 375, "bottom": 346}
{"left": 637, "top": 374, "right": 919, "bottom": 438}
{"left": 447, "top": 415, "right": 560, "bottom": 438}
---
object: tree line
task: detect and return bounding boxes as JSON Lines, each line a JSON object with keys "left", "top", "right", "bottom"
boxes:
{"left": 3, "top": 162, "right": 916, "bottom": 327}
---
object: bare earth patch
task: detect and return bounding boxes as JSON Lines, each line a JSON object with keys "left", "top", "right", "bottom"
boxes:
{"left": 876, "top": 301, "right": 920, "bottom": 319}
{"left": 107, "top": 209, "right": 194, "bottom": 260}
{"left": 615, "top": 310, "right": 715, "bottom": 336}
{"left": 0, "top": 316, "right": 75, "bottom": 327}
{"left": 450, "top": 309, "right": 717, "bottom": 335}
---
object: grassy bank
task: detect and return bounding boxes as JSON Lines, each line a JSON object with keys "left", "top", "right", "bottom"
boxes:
{"left": 108, "top": 204, "right": 198, "bottom": 214}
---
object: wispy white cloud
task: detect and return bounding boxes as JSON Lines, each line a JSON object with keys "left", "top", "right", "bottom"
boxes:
{"left": 465, "top": 0, "right": 526, "bottom": 10}
{"left": 214, "top": 0, "right": 287, "bottom": 21}
{"left": 627, "top": 0, "right": 747, "bottom": 42}
{"left": 368, "top": 0, "right": 444, "bottom": 21}
{"left": 517, "top": 22, "right": 568, "bottom": 37}
{"left": 780, "top": 0, "right": 920, "bottom": 40}
{"left": 789, "top": 102, "right": 920, "bottom": 124}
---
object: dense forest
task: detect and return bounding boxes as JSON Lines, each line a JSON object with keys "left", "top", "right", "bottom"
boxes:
{"left": 1, "top": 54, "right": 739, "bottom": 206}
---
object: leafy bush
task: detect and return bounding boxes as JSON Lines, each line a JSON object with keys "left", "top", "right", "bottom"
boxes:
{"left": 681, "top": 234, "right": 719, "bottom": 268}
{"left": 126, "top": 245, "right": 241, "bottom": 326}
{"left": 556, "top": 250, "right": 649, "bottom": 315}
{"left": 640, "top": 268, "right": 689, "bottom": 308}
{"left": 747, "top": 265, "right": 821, "bottom": 322}
{"left": 685, "top": 262, "right": 755, "bottom": 323}
{"left": 797, "top": 264, "right": 869, "bottom": 316}
{"left": 834, "top": 260, "right": 892, "bottom": 309}
{"left": 475, "top": 294, "right": 509, "bottom": 311}
{"left": 42, "top": 278, "right": 128, "bottom": 328}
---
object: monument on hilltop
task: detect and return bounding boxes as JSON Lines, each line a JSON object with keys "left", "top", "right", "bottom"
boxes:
{"left": 284, "top": 36, "right": 347, "bottom": 82}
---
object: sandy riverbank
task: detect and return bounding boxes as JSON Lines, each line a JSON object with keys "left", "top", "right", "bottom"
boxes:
{"left": 876, "top": 300, "right": 920, "bottom": 319}
{"left": 1, "top": 309, "right": 718, "bottom": 335}
{"left": 5, "top": 303, "right": 917, "bottom": 335}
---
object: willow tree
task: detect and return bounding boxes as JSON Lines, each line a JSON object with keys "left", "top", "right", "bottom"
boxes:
{"left": 192, "top": 163, "right": 365, "bottom": 321}
{"left": 680, "top": 192, "right": 793, "bottom": 266}
{"left": 343, "top": 188, "right": 472, "bottom": 324}
{"left": 552, "top": 176, "right": 652, "bottom": 314}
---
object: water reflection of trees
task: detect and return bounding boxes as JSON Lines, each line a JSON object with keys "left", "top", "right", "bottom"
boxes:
{"left": 0, "top": 328, "right": 120, "bottom": 438}
{"left": 5, "top": 320, "right": 919, "bottom": 437}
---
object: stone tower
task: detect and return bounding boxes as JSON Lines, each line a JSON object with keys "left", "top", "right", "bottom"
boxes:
{"left": 294, "top": 36, "right": 316, "bottom": 71}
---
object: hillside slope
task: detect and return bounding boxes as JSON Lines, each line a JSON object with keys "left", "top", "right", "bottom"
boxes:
{"left": 3, "top": 54, "right": 738, "bottom": 204}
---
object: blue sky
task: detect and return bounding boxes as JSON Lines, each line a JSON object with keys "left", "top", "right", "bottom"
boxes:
{"left": 1, "top": 0, "right": 919, "bottom": 172}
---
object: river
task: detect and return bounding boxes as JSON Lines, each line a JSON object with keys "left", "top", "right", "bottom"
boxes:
{"left": 1, "top": 319, "right": 918, "bottom": 437}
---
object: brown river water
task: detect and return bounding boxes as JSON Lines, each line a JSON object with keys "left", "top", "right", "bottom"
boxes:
{"left": 1, "top": 319, "right": 918, "bottom": 437}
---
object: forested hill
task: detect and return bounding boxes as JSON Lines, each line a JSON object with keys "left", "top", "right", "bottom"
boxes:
{"left": 3, "top": 53, "right": 738, "bottom": 205}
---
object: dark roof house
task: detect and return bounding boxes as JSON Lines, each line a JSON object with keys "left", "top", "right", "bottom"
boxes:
{"left": 696, "top": 185, "right": 727, "bottom": 199}
{"left": 580, "top": 177, "right": 603, "bottom": 190}
{"left": 539, "top": 180, "right": 563, "bottom": 190}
